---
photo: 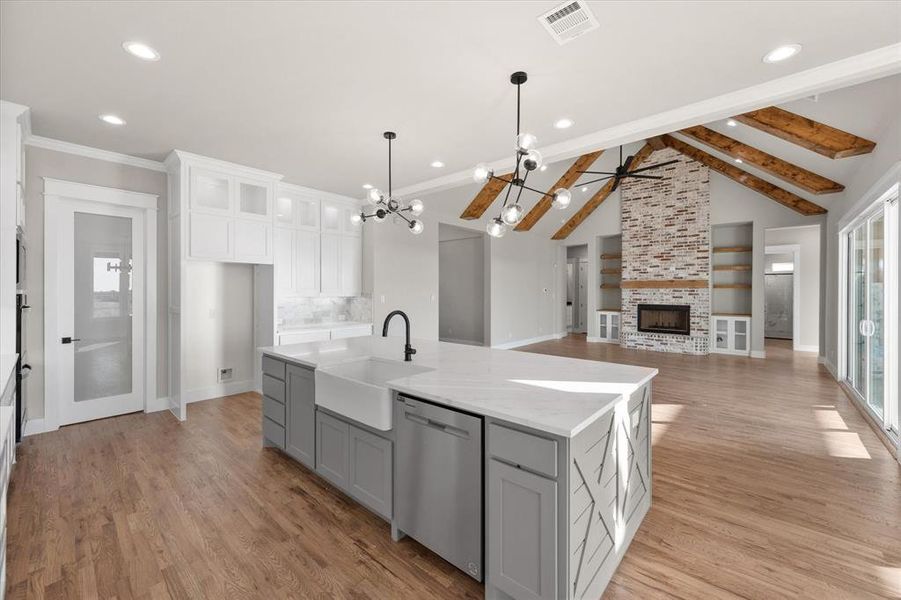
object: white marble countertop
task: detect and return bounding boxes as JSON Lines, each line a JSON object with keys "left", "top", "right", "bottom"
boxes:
{"left": 0, "top": 354, "right": 17, "bottom": 391}
{"left": 260, "top": 337, "right": 656, "bottom": 438}
{"left": 278, "top": 321, "right": 373, "bottom": 334}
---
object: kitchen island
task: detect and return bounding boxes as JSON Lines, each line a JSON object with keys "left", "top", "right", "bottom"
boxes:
{"left": 260, "top": 336, "right": 657, "bottom": 600}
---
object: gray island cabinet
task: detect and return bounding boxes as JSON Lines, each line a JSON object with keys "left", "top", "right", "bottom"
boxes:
{"left": 259, "top": 337, "right": 655, "bottom": 600}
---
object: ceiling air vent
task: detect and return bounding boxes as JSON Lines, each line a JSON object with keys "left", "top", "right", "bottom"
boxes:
{"left": 538, "top": 1, "right": 599, "bottom": 45}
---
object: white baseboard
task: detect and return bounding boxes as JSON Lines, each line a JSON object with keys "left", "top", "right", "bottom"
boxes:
{"left": 23, "top": 417, "right": 53, "bottom": 436}
{"left": 184, "top": 379, "right": 255, "bottom": 404}
{"left": 492, "top": 332, "right": 565, "bottom": 350}
{"left": 146, "top": 395, "right": 170, "bottom": 413}
{"left": 794, "top": 344, "right": 819, "bottom": 353}
{"left": 751, "top": 350, "right": 766, "bottom": 359}
{"left": 439, "top": 337, "right": 485, "bottom": 347}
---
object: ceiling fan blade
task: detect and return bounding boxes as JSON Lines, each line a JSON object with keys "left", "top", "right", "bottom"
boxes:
{"left": 626, "top": 174, "right": 664, "bottom": 180}
{"left": 622, "top": 155, "right": 635, "bottom": 171}
{"left": 611, "top": 176, "right": 622, "bottom": 192}
{"left": 577, "top": 170, "right": 617, "bottom": 175}
{"left": 576, "top": 176, "right": 615, "bottom": 187}
{"left": 629, "top": 159, "right": 679, "bottom": 174}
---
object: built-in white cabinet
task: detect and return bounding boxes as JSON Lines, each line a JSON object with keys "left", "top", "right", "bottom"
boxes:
{"left": 169, "top": 151, "right": 280, "bottom": 264}
{"left": 273, "top": 185, "right": 362, "bottom": 298}
{"left": 597, "top": 310, "right": 620, "bottom": 344}
{"left": 711, "top": 315, "right": 750, "bottom": 356}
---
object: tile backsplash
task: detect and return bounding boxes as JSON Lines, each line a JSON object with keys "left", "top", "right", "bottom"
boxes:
{"left": 278, "top": 296, "right": 373, "bottom": 329}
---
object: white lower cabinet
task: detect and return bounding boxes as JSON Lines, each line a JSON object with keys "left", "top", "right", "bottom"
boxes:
{"left": 711, "top": 315, "right": 751, "bottom": 356}
{"left": 597, "top": 310, "right": 620, "bottom": 343}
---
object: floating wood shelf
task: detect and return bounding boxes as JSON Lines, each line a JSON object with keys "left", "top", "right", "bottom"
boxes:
{"left": 713, "top": 246, "right": 753, "bottom": 253}
{"left": 712, "top": 312, "right": 751, "bottom": 317}
{"left": 713, "top": 264, "right": 752, "bottom": 271}
{"left": 600, "top": 284, "right": 621, "bottom": 289}
{"left": 621, "top": 279, "right": 708, "bottom": 289}
{"left": 600, "top": 268, "right": 621, "bottom": 275}
{"left": 714, "top": 283, "right": 752, "bottom": 289}
{"left": 600, "top": 253, "right": 622, "bottom": 259}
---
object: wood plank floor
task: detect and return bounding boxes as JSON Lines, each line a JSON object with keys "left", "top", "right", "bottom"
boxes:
{"left": 7, "top": 337, "right": 900, "bottom": 599}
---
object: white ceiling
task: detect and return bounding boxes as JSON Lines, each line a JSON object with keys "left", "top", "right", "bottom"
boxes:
{"left": 1, "top": 1, "right": 899, "bottom": 197}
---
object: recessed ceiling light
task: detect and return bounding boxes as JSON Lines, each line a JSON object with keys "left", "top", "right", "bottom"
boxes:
{"left": 581, "top": 186, "right": 588, "bottom": 192}
{"left": 430, "top": 161, "right": 445, "bottom": 168}
{"left": 362, "top": 183, "right": 373, "bottom": 190}
{"left": 122, "top": 41, "right": 160, "bottom": 61}
{"left": 726, "top": 119, "right": 737, "bottom": 127}
{"left": 554, "top": 118, "right": 574, "bottom": 129}
{"left": 735, "top": 158, "right": 743, "bottom": 164}
{"left": 763, "top": 44, "right": 802, "bottom": 64}
{"left": 99, "top": 114, "right": 126, "bottom": 126}
{"left": 540, "top": 165, "right": 548, "bottom": 172}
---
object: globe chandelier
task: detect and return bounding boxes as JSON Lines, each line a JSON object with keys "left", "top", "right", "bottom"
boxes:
{"left": 353, "top": 131, "right": 424, "bottom": 235}
{"left": 473, "top": 71, "right": 572, "bottom": 238}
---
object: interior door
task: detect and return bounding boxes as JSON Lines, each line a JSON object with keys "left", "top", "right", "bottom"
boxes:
{"left": 764, "top": 273, "right": 793, "bottom": 339}
{"left": 52, "top": 200, "right": 145, "bottom": 426}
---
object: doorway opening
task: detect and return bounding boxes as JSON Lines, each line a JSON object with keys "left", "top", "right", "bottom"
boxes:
{"left": 566, "top": 245, "right": 588, "bottom": 334}
{"left": 438, "top": 224, "right": 489, "bottom": 346}
{"left": 764, "top": 224, "right": 820, "bottom": 353}
{"left": 764, "top": 251, "right": 795, "bottom": 340}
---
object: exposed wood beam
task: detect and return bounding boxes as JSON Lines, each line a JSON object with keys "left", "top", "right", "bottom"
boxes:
{"left": 552, "top": 143, "right": 655, "bottom": 240}
{"left": 680, "top": 126, "right": 844, "bottom": 194}
{"left": 459, "top": 172, "right": 512, "bottom": 220}
{"left": 659, "top": 135, "right": 827, "bottom": 216}
{"left": 647, "top": 136, "right": 666, "bottom": 151}
{"left": 734, "top": 107, "right": 876, "bottom": 159}
{"left": 515, "top": 150, "right": 604, "bottom": 231}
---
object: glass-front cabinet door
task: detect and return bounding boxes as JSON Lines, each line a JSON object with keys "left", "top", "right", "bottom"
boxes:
{"left": 190, "top": 168, "right": 231, "bottom": 214}
{"left": 236, "top": 178, "right": 271, "bottom": 220}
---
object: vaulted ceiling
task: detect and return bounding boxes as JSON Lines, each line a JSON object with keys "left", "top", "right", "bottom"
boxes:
{"left": 1, "top": 1, "right": 899, "bottom": 198}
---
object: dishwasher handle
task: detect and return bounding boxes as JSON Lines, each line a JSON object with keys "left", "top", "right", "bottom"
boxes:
{"left": 403, "top": 411, "right": 471, "bottom": 440}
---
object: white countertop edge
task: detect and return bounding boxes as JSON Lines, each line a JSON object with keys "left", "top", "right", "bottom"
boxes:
{"left": 260, "top": 345, "right": 657, "bottom": 438}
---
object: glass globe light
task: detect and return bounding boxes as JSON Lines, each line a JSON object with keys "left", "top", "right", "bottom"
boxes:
{"left": 409, "top": 219, "right": 424, "bottom": 235}
{"left": 367, "top": 187, "right": 383, "bottom": 205}
{"left": 517, "top": 132, "right": 538, "bottom": 152}
{"left": 486, "top": 217, "right": 507, "bottom": 238}
{"left": 373, "top": 208, "right": 387, "bottom": 222}
{"left": 521, "top": 149, "right": 543, "bottom": 171}
{"left": 552, "top": 188, "right": 572, "bottom": 209}
{"left": 408, "top": 198, "right": 424, "bottom": 216}
{"left": 350, "top": 213, "right": 363, "bottom": 224}
{"left": 501, "top": 203, "right": 524, "bottom": 225}
{"left": 473, "top": 163, "right": 493, "bottom": 183}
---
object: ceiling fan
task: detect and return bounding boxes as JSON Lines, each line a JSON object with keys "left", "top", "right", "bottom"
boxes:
{"left": 576, "top": 146, "right": 678, "bottom": 191}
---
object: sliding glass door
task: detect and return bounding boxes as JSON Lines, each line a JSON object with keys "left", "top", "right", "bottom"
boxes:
{"left": 844, "top": 189, "right": 897, "bottom": 441}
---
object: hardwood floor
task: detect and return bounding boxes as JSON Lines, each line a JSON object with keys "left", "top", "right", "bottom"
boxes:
{"left": 7, "top": 337, "right": 900, "bottom": 599}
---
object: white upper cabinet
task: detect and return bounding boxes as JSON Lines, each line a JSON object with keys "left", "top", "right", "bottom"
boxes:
{"left": 190, "top": 168, "right": 232, "bottom": 215}
{"left": 170, "top": 151, "right": 281, "bottom": 264}
{"left": 295, "top": 230, "right": 321, "bottom": 295}
{"left": 320, "top": 232, "right": 342, "bottom": 295}
{"left": 340, "top": 235, "right": 362, "bottom": 295}
{"left": 274, "top": 227, "right": 295, "bottom": 295}
{"left": 342, "top": 205, "right": 362, "bottom": 237}
{"left": 321, "top": 201, "right": 342, "bottom": 234}
{"left": 236, "top": 177, "right": 272, "bottom": 221}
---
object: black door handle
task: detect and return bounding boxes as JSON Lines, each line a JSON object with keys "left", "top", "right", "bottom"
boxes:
{"left": 61, "top": 337, "right": 81, "bottom": 344}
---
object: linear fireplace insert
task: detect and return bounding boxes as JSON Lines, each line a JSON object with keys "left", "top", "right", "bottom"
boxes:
{"left": 637, "top": 304, "right": 691, "bottom": 335}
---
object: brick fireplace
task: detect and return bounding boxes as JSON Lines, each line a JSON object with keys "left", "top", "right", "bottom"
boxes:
{"left": 620, "top": 147, "right": 710, "bottom": 354}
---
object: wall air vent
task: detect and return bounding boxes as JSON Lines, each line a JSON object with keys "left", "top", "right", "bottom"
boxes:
{"left": 538, "top": 1, "right": 599, "bottom": 45}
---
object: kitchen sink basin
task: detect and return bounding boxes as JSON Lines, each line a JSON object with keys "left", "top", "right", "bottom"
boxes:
{"left": 314, "top": 357, "right": 433, "bottom": 430}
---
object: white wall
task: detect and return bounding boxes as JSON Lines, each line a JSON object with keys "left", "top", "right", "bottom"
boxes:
{"left": 23, "top": 145, "right": 168, "bottom": 420}
{"left": 765, "top": 225, "right": 821, "bottom": 351}
{"left": 438, "top": 224, "right": 486, "bottom": 345}
{"left": 182, "top": 261, "right": 255, "bottom": 399}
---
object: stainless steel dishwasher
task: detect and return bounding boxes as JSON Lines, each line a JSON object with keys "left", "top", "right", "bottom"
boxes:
{"left": 394, "top": 395, "right": 483, "bottom": 581}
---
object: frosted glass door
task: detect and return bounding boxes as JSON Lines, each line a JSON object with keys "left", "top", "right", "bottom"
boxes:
{"left": 715, "top": 318, "right": 729, "bottom": 350}
{"left": 237, "top": 180, "right": 270, "bottom": 219}
{"left": 733, "top": 319, "right": 748, "bottom": 352}
{"left": 51, "top": 201, "right": 145, "bottom": 426}
{"left": 190, "top": 170, "right": 231, "bottom": 213}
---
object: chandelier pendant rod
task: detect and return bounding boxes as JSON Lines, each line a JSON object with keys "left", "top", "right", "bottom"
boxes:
{"left": 388, "top": 134, "right": 392, "bottom": 199}
{"left": 488, "top": 174, "right": 554, "bottom": 200}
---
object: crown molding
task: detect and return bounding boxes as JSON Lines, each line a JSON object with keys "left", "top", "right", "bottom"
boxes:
{"left": 25, "top": 134, "right": 167, "bottom": 172}
{"left": 395, "top": 43, "right": 901, "bottom": 199}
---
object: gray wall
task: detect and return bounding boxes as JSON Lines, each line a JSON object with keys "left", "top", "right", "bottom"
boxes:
{"left": 23, "top": 145, "right": 168, "bottom": 419}
{"left": 438, "top": 224, "right": 486, "bottom": 345}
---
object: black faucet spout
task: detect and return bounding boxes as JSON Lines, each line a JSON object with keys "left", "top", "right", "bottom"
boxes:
{"left": 382, "top": 310, "right": 416, "bottom": 361}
